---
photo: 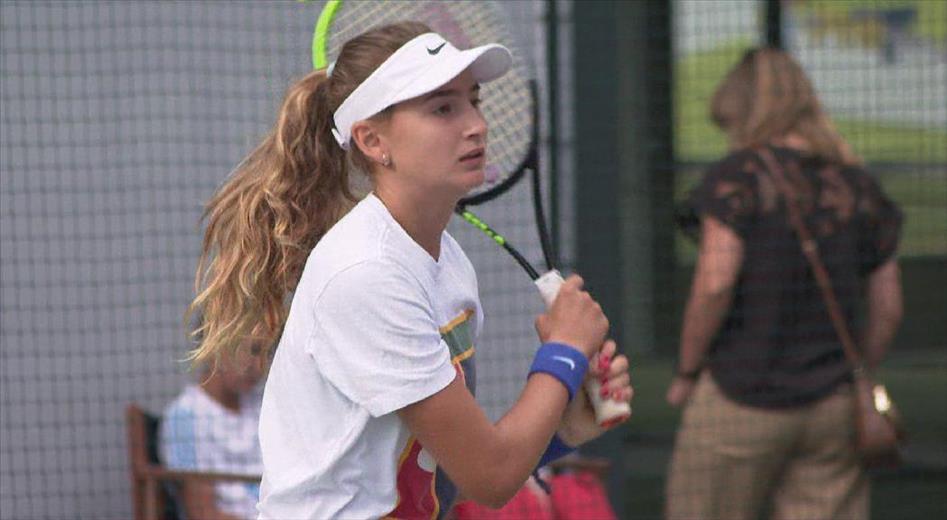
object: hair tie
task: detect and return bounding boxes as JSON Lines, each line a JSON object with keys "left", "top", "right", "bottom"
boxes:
{"left": 326, "top": 60, "right": 336, "bottom": 78}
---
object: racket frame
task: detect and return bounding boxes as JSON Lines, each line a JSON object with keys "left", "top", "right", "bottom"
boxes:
{"left": 308, "top": 0, "right": 629, "bottom": 429}
{"left": 310, "top": 2, "right": 555, "bottom": 275}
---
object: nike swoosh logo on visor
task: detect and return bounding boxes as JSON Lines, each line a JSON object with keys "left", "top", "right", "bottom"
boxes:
{"left": 427, "top": 42, "right": 446, "bottom": 55}
{"left": 551, "top": 356, "right": 576, "bottom": 370}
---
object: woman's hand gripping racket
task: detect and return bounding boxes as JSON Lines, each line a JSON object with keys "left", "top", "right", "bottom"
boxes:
{"left": 462, "top": 213, "right": 631, "bottom": 427}
{"left": 310, "top": 0, "right": 630, "bottom": 427}
{"left": 535, "top": 272, "right": 631, "bottom": 428}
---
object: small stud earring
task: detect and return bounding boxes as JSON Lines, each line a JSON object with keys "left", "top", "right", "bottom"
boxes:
{"left": 382, "top": 153, "right": 390, "bottom": 167}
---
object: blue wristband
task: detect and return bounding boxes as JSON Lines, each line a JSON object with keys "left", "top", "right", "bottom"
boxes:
{"left": 528, "top": 342, "right": 589, "bottom": 401}
{"left": 537, "top": 433, "right": 576, "bottom": 468}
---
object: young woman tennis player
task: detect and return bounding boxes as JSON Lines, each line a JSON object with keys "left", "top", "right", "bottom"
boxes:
{"left": 187, "top": 22, "right": 632, "bottom": 519}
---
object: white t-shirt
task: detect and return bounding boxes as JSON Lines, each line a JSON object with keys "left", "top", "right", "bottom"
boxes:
{"left": 160, "top": 384, "right": 263, "bottom": 519}
{"left": 257, "top": 194, "right": 483, "bottom": 520}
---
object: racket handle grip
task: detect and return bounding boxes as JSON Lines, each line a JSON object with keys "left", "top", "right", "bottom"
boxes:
{"left": 585, "top": 379, "right": 632, "bottom": 428}
{"left": 535, "top": 269, "right": 566, "bottom": 308}
{"left": 532, "top": 270, "right": 632, "bottom": 428}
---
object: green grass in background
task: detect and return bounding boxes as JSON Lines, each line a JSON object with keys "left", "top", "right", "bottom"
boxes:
{"left": 675, "top": 43, "right": 947, "bottom": 164}
{"left": 880, "top": 174, "right": 947, "bottom": 256}
{"left": 836, "top": 122, "right": 947, "bottom": 164}
{"left": 674, "top": 42, "right": 747, "bottom": 163}
{"left": 793, "top": 0, "right": 947, "bottom": 44}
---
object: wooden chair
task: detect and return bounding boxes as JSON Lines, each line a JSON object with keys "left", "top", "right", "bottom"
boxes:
{"left": 125, "top": 403, "right": 262, "bottom": 520}
{"left": 126, "top": 403, "right": 608, "bottom": 519}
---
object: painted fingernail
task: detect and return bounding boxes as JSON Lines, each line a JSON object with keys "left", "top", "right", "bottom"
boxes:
{"left": 598, "top": 356, "right": 610, "bottom": 373}
{"left": 599, "top": 384, "right": 609, "bottom": 397}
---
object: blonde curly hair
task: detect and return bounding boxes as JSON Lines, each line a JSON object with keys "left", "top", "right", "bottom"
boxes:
{"left": 711, "top": 47, "right": 860, "bottom": 166}
{"left": 186, "top": 22, "right": 431, "bottom": 366}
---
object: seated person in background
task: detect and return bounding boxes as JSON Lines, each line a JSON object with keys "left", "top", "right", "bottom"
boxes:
{"left": 160, "top": 342, "right": 266, "bottom": 520}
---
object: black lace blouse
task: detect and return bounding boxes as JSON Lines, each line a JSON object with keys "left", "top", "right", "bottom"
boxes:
{"left": 678, "top": 146, "right": 902, "bottom": 408}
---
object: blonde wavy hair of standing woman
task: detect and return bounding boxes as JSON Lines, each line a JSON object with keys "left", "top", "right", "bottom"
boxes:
{"left": 711, "top": 47, "right": 860, "bottom": 166}
{"left": 186, "top": 22, "right": 433, "bottom": 367}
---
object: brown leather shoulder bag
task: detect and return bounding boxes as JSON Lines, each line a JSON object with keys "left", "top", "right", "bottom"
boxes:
{"left": 756, "top": 147, "right": 906, "bottom": 468}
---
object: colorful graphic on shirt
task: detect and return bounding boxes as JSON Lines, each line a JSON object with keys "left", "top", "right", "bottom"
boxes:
{"left": 440, "top": 309, "right": 475, "bottom": 362}
{"left": 385, "top": 438, "right": 440, "bottom": 519}
{"left": 386, "top": 309, "right": 477, "bottom": 520}
{"left": 440, "top": 308, "right": 477, "bottom": 395}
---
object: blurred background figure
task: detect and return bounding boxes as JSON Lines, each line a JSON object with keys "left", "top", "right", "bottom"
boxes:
{"left": 665, "top": 47, "right": 903, "bottom": 520}
{"left": 160, "top": 341, "right": 266, "bottom": 520}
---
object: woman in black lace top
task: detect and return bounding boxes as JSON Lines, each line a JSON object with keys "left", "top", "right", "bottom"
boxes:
{"left": 665, "top": 48, "right": 903, "bottom": 520}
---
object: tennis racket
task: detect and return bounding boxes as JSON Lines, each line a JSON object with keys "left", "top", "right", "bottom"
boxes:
{"left": 310, "top": 0, "right": 629, "bottom": 427}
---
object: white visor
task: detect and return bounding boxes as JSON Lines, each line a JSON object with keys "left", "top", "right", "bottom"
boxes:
{"left": 331, "top": 32, "right": 513, "bottom": 149}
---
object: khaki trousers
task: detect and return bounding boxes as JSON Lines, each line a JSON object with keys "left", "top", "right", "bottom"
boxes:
{"left": 665, "top": 373, "right": 868, "bottom": 520}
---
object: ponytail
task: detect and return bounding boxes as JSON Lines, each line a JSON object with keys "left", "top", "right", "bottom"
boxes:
{"left": 186, "top": 69, "right": 352, "bottom": 366}
{"left": 186, "top": 21, "right": 432, "bottom": 366}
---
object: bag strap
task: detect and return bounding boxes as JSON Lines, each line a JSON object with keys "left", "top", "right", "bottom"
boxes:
{"left": 754, "top": 147, "right": 867, "bottom": 374}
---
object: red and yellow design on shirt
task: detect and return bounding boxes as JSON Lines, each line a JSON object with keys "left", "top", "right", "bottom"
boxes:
{"left": 384, "top": 309, "right": 476, "bottom": 519}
